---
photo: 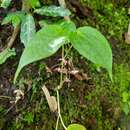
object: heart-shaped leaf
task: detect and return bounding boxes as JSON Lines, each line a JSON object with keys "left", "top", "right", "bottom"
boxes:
{"left": 67, "top": 124, "right": 86, "bottom": 130}
{"left": 14, "top": 25, "right": 68, "bottom": 83}
{"left": 70, "top": 26, "right": 112, "bottom": 79}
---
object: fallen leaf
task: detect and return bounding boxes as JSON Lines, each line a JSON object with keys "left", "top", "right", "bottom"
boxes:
{"left": 42, "top": 85, "right": 57, "bottom": 112}
{"left": 13, "top": 89, "right": 24, "bottom": 103}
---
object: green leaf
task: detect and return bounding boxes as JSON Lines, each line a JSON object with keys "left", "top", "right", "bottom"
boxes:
{"left": 38, "top": 20, "right": 76, "bottom": 36}
{"left": 28, "top": 0, "right": 40, "bottom": 8}
{"left": 122, "top": 92, "right": 129, "bottom": 102}
{"left": 70, "top": 26, "right": 112, "bottom": 79}
{"left": 14, "top": 25, "right": 68, "bottom": 83}
{"left": 60, "top": 20, "right": 76, "bottom": 32}
{"left": 23, "top": 112, "right": 34, "bottom": 124}
{"left": 2, "top": 11, "right": 25, "bottom": 28}
{"left": 22, "top": 0, "right": 40, "bottom": 11}
{"left": 60, "top": 20, "right": 76, "bottom": 38}
{"left": 1, "top": 0, "right": 11, "bottom": 8}
{"left": 39, "top": 20, "right": 76, "bottom": 32}
{"left": 123, "top": 103, "right": 130, "bottom": 115}
{"left": 0, "top": 48, "right": 16, "bottom": 64}
{"left": 20, "top": 14, "right": 36, "bottom": 46}
{"left": 67, "top": 124, "right": 86, "bottom": 130}
{"left": 34, "top": 5, "right": 71, "bottom": 17}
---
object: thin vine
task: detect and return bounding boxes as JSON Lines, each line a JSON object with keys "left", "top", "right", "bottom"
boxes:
{"left": 56, "top": 0, "right": 70, "bottom": 129}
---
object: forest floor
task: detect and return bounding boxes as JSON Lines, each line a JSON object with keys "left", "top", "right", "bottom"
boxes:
{"left": 1, "top": 0, "right": 130, "bottom": 130}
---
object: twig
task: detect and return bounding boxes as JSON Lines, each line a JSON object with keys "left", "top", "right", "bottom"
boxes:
{"left": 7, "top": 25, "right": 20, "bottom": 48}
{"left": 4, "top": 104, "right": 15, "bottom": 115}
{"left": 7, "top": 0, "right": 28, "bottom": 48}
{"left": 0, "top": 95, "right": 11, "bottom": 99}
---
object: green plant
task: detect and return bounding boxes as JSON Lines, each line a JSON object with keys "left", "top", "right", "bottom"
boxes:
{"left": 67, "top": 124, "right": 86, "bottom": 130}
{"left": 0, "top": 0, "right": 113, "bottom": 129}
{"left": 114, "top": 64, "right": 130, "bottom": 115}
{"left": 23, "top": 112, "right": 34, "bottom": 125}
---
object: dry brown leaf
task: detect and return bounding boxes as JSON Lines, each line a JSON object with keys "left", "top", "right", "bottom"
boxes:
{"left": 13, "top": 89, "right": 24, "bottom": 103}
{"left": 70, "top": 69, "right": 91, "bottom": 80}
{"left": 45, "top": 57, "right": 90, "bottom": 81}
{"left": 42, "top": 85, "right": 57, "bottom": 112}
{"left": 53, "top": 67, "right": 67, "bottom": 74}
{"left": 45, "top": 66, "right": 52, "bottom": 73}
{"left": 53, "top": 67, "right": 90, "bottom": 81}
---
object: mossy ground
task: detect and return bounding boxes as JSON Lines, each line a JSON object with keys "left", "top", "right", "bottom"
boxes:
{"left": 1, "top": 0, "right": 130, "bottom": 130}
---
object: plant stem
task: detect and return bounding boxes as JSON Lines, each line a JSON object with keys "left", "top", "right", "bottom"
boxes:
{"left": 56, "top": 0, "right": 71, "bottom": 129}
{"left": 56, "top": 45, "right": 67, "bottom": 130}
{"left": 57, "top": 90, "right": 67, "bottom": 130}
{"left": 64, "top": 45, "right": 73, "bottom": 59}
{"left": 58, "top": 45, "right": 65, "bottom": 89}
{"left": 55, "top": 115, "right": 60, "bottom": 130}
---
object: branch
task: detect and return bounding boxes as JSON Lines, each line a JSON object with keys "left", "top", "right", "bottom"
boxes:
{"left": 7, "top": 25, "right": 20, "bottom": 48}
